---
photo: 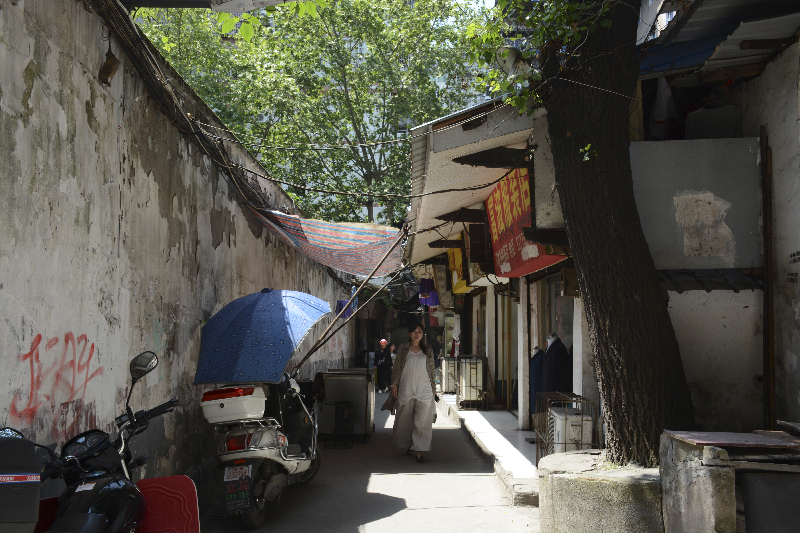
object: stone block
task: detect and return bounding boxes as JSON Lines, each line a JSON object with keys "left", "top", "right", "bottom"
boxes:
{"left": 539, "top": 450, "right": 663, "bottom": 533}
{"left": 659, "top": 434, "right": 736, "bottom": 533}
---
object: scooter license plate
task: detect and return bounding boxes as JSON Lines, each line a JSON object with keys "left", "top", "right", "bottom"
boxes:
{"left": 224, "top": 465, "right": 252, "bottom": 513}
{"left": 224, "top": 465, "right": 251, "bottom": 482}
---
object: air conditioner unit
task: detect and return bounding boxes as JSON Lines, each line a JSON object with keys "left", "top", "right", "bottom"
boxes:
{"left": 441, "top": 357, "right": 456, "bottom": 394}
{"left": 549, "top": 407, "right": 593, "bottom": 454}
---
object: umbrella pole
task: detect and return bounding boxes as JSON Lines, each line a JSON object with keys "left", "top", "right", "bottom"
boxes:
{"left": 292, "top": 227, "right": 408, "bottom": 374}
{"left": 293, "top": 268, "right": 405, "bottom": 374}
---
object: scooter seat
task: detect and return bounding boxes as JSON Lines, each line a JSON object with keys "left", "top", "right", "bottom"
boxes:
{"left": 136, "top": 475, "right": 200, "bottom": 533}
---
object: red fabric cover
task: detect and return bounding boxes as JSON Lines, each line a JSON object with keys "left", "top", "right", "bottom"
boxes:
{"left": 136, "top": 475, "right": 200, "bottom": 533}
{"left": 34, "top": 497, "right": 60, "bottom": 533}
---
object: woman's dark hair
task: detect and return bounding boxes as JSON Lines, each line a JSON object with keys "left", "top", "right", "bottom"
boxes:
{"left": 407, "top": 322, "right": 429, "bottom": 353}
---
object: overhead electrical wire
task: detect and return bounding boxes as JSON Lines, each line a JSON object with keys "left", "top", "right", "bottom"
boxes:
{"left": 232, "top": 146, "right": 531, "bottom": 201}
{"left": 88, "top": 0, "right": 536, "bottom": 212}
{"left": 191, "top": 101, "right": 509, "bottom": 151}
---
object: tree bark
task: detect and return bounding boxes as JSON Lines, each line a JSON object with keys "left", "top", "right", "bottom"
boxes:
{"left": 542, "top": 0, "right": 695, "bottom": 466}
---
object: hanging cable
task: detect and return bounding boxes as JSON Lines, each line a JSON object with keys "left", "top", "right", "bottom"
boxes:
{"left": 291, "top": 225, "right": 408, "bottom": 374}
{"left": 290, "top": 267, "right": 407, "bottom": 373}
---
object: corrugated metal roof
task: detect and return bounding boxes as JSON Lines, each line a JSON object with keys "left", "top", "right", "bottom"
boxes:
{"left": 405, "top": 104, "right": 540, "bottom": 266}
{"left": 639, "top": 1, "right": 800, "bottom": 82}
{"left": 704, "top": 12, "right": 800, "bottom": 70}
{"left": 656, "top": 0, "right": 797, "bottom": 44}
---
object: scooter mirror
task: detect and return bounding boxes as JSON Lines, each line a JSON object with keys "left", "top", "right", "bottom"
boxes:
{"left": 130, "top": 351, "right": 159, "bottom": 382}
{"left": 277, "top": 372, "right": 291, "bottom": 394}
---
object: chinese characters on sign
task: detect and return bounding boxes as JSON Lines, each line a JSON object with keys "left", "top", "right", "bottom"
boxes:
{"left": 485, "top": 168, "right": 566, "bottom": 278}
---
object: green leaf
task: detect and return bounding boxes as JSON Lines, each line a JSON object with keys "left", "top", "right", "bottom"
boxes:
{"left": 217, "top": 12, "right": 231, "bottom": 24}
{"left": 240, "top": 21, "right": 254, "bottom": 42}
{"left": 600, "top": 18, "right": 613, "bottom": 29}
{"left": 161, "top": 36, "right": 169, "bottom": 43}
{"left": 220, "top": 16, "right": 239, "bottom": 34}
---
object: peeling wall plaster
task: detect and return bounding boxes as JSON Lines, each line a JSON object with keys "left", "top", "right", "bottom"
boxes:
{"left": 673, "top": 190, "right": 735, "bottom": 262}
{"left": 0, "top": 0, "right": 353, "bottom": 484}
{"left": 732, "top": 41, "right": 800, "bottom": 422}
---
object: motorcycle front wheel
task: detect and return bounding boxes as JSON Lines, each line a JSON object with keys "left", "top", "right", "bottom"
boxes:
{"left": 240, "top": 461, "right": 274, "bottom": 530}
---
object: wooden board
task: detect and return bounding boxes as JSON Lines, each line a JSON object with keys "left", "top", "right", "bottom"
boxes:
{"left": 664, "top": 430, "right": 800, "bottom": 449}
{"left": 752, "top": 430, "right": 800, "bottom": 447}
{"left": 778, "top": 420, "right": 800, "bottom": 436}
{"left": 703, "top": 458, "right": 800, "bottom": 473}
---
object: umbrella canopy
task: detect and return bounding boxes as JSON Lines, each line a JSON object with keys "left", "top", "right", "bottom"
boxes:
{"left": 194, "top": 288, "right": 330, "bottom": 384}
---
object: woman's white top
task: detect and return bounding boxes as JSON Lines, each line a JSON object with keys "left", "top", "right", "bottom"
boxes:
{"left": 398, "top": 349, "right": 433, "bottom": 406}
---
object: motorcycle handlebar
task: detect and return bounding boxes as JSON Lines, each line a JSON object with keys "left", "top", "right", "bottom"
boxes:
{"left": 41, "top": 456, "right": 79, "bottom": 482}
{"left": 146, "top": 398, "right": 179, "bottom": 419}
{"left": 40, "top": 459, "right": 62, "bottom": 481}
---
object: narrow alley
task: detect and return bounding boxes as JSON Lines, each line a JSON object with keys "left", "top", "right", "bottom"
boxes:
{"left": 203, "top": 393, "right": 539, "bottom": 533}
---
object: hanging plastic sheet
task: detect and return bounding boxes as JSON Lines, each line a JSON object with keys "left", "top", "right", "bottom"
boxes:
{"left": 248, "top": 207, "right": 403, "bottom": 277}
{"left": 334, "top": 300, "right": 354, "bottom": 319}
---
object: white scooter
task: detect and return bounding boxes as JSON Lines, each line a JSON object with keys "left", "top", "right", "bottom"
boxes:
{"left": 200, "top": 373, "right": 320, "bottom": 529}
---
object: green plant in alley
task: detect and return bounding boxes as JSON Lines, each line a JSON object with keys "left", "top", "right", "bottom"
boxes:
{"left": 469, "top": 0, "right": 696, "bottom": 467}
{"left": 137, "top": 0, "right": 482, "bottom": 225}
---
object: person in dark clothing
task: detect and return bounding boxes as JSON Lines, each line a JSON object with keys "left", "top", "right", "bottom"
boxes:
{"left": 541, "top": 333, "right": 572, "bottom": 393}
{"left": 375, "top": 338, "right": 393, "bottom": 392}
{"left": 529, "top": 346, "right": 546, "bottom": 429}
{"left": 529, "top": 346, "right": 545, "bottom": 403}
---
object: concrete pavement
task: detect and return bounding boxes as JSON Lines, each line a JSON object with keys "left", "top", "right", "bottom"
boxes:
{"left": 202, "top": 393, "right": 539, "bottom": 533}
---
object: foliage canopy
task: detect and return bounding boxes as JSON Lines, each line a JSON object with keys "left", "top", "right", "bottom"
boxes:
{"left": 467, "top": 0, "right": 616, "bottom": 112}
{"left": 137, "top": 0, "right": 484, "bottom": 225}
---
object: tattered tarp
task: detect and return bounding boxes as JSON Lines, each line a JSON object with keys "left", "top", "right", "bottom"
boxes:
{"left": 248, "top": 207, "right": 402, "bottom": 277}
{"left": 639, "top": 37, "right": 726, "bottom": 79}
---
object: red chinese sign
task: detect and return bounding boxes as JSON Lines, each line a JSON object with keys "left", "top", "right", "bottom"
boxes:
{"left": 485, "top": 168, "right": 566, "bottom": 278}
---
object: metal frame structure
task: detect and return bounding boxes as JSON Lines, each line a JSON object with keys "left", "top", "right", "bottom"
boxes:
{"left": 533, "top": 392, "right": 600, "bottom": 464}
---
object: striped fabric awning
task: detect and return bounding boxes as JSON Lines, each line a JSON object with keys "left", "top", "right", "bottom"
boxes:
{"left": 248, "top": 207, "right": 403, "bottom": 277}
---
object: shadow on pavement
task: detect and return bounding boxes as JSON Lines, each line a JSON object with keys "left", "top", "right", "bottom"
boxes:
{"left": 201, "top": 394, "right": 497, "bottom": 532}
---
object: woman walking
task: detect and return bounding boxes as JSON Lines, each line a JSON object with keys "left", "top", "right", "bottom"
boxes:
{"left": 385, "top": 322, "right": 437, "bottom": 463}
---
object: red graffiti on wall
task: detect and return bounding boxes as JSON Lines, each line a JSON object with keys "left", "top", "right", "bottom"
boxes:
{"left": 9, "top": 333, "right": 104, "bottom": 438}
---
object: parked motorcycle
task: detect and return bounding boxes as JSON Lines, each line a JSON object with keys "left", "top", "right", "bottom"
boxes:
{"left": 200, "top": 372, "right": 321, "bottom": 529}
{"left": 0, "top": 351, "right": 195, "bottom": 533}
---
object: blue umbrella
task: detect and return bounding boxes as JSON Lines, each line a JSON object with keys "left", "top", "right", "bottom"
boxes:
{"left": 194, "top": 288, "right": 330, "bottom": 384}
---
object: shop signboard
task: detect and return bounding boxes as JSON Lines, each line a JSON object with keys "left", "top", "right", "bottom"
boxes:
{"left": 447, "top": 241, "right": 472, "bottom": 294}
{"left": 485, "top": 168, "right": 567, "bottom": 278}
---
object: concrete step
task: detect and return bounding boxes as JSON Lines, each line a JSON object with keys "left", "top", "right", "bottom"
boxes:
{"left": 438, "top": 399, "right": 540, "bottom": 507}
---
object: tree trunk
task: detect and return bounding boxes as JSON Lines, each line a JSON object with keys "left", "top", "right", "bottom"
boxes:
{"left": 542, "top": 0, "right": 695, "bottom": 466}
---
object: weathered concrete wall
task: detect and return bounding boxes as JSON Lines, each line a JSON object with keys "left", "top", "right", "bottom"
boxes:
{"left": 572, "top": 297, "right": 600, "bottom": 415}
{"left": 519, "top": 277, "right": 529, "bottom": 429}
{"left": 659, "top": 435, "right": 736, "bottom": 533}
{"left": 0, "top": 0, "right": 353, "bottom": 487}
{"left": 731, "top": 42, "right": 800, "bottom": 423}
{"left": 667, "top": 290, "right": 763, "bottom": 432}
